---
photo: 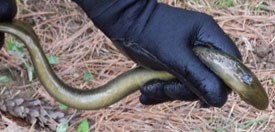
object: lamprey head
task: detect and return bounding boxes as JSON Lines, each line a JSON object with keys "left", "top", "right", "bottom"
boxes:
{"left": 193, "top": 46, "right": 268, "bottom": 110}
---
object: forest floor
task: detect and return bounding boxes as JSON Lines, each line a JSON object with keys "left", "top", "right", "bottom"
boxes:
{"left": 0, "top": 0, "right": 274, "bottom": 132}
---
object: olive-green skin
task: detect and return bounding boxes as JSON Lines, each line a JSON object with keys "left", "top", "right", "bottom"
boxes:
{"left": 0, "top": 20, "right": 174, "bottom": 110}
{"left": 193, "top": 47, "right": 268, "bottom": 110}
{"left": 0, "top": 20, "right": 268, "bottom": 110}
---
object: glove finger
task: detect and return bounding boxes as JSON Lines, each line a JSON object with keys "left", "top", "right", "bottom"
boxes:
{"left": 140, "top": 80, "right": 171, "bottom": 101}
{"left": 0, "top": 0, "right": 17, "bottom": 50}
{"left": 0, "top": 0, "right": 17, "bottom": 22}
{"left": 140, "top": 91, "right": 210, "bottom": 107}
{"left": 194, "top": 14, "right": 242, "bottom": 94}
{"left": 0, "top": 33, "right": 4, "bottom": 49}
{"left": 163, "top": 80, "right": 198, "bottom": 101}
{"left": 158, "top": 45, "right": 229, "bottom": 107}
{"left": 140, "top": 79, "right": 202, "bottom": 105}
{"left": 148, "top": 79, "right": 211, "bottom": 107}
{"left": 139, "top": 95, "right": 169, "bottom": 105}
{"left": 196, "top": 14, "right": 242, "bottom": 60}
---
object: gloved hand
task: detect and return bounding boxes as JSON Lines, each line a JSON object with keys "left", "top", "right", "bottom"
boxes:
{"left": 73, "top": 0, "right": 241, "bottom": 107}
{"left": 0, "top": 0, "right": 17, "bottom": 49}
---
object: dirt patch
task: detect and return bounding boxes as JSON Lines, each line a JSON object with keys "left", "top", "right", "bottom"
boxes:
{"left": 0, "top": 68, "right": 33, "bottom": 100}
{"left": 254, "top": 44, "right": 275, "bottom": 69}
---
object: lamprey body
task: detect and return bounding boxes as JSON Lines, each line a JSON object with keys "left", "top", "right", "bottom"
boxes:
{"left": 0, "top": 20, "right": 268, "bottom": 110}
{"left": 193, "top": 47, "right": 268, "bottom": 110}
{"left": 0, "top": 20, "right": 174, "bottom": 110}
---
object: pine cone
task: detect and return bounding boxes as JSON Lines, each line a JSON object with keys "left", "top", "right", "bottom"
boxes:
{"left": 0, "top": 97, "right": 73, "bottom": 131}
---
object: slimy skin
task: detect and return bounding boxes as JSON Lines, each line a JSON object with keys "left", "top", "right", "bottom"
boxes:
{"left": 193, "top": 47, "right": 269, "bottom": 110}
{"left": 0, "top": 20, "right": 268, "bottom": 110}
{"left": 0, "top": 20, "right": 174, "bottom": 110}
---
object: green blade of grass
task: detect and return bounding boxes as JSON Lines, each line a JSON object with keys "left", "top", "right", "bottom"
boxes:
{"left": 0, "top": 76, "right": 12, "bottom": 83}
{"left": 20, "top": 58, "right": 34, "bottom": 82}
{"left": 58, "top": 102, "right": 68, "bottom": 110}
{"left": 83, "top": 70, "right": 93, "bottom": 82}
{"left": 241, "top": 116, "right": 269, "bottom": 129}
{"left": 77, "top": 119, "right": 90, "bottom": 132}
{"left": 56, "top": 122, "right": 68, "bottom": 132}
{"left": 7, "top": 37, "right": 25, "bottom": 56}
{"left": 47, "top": 55, "right": 59, "bottom": 65}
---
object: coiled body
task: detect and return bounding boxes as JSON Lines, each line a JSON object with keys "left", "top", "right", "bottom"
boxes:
{"left": 0, "top": 20, "right": 268, "bottom": 110}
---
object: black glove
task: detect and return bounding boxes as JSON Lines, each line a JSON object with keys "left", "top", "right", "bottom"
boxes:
{"left": 0, "top": 0, "right": 17, "bottom": 49}
{"left": 75, "top": 0, "right": 242, "bottom": 107}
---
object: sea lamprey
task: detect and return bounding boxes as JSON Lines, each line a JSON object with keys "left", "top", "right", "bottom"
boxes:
{"left": 0, "top": 20, "right": 268, "bottom": 110}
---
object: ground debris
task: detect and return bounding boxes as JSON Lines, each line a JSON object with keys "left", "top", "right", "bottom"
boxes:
{"left": 0, "top": 97, "right": 75, "bottom": 131}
